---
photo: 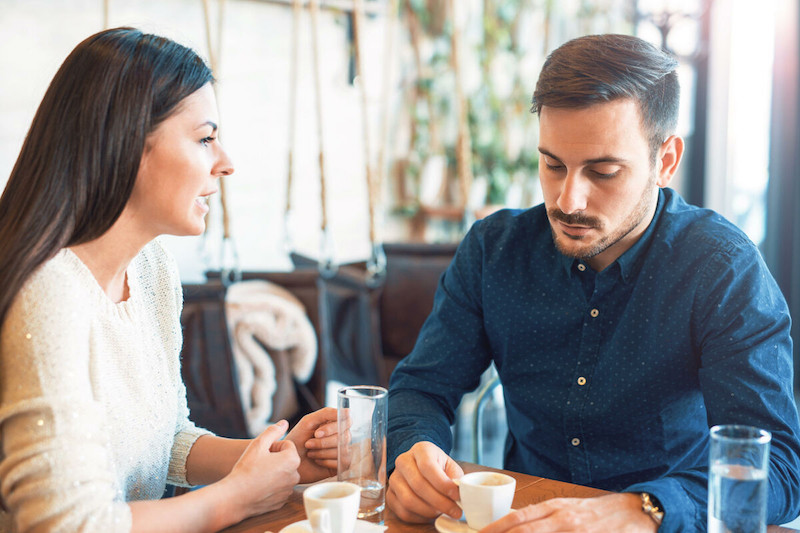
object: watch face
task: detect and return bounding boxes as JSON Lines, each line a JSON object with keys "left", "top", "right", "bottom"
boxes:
{"left": 641, "top": 493, "right": 664, "bottom": 524}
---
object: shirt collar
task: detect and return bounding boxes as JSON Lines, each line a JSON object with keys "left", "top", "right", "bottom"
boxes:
{"left": 556, "top": 188, "right": 666, "bottom": 282}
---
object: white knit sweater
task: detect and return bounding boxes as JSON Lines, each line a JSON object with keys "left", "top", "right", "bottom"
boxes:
{"left": 0, "top": 240, "right": 212, "bottom": 532}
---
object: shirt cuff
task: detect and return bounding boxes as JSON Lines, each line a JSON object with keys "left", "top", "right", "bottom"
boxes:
{"left": 624, "top": 477, "right": 703, "bottom": 533}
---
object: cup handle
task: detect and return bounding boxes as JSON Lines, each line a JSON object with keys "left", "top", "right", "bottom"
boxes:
{"left": 309, "top": 509, "right": 331, "bottom": 533}
{"left": 452, "top": 478, "right": 462, "bottom": 509}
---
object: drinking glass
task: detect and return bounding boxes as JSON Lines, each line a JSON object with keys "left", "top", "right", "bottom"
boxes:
{"left": 337, "top": 385, "right": 387, "bottom": 523}
{"left": 708, "top": 424, "right": 771, "bottom": 533}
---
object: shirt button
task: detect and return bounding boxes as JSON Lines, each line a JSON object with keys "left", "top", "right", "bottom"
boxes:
{"left": 571, "top": 438, "right": 581, "bottom": 446}
{"left": 590, "top": 308, "right": 599, "bottom": 318}
{"left": 577, "top": 263, "right": 586, "bottom": 272}
{"left": 577, "top": 376, "right": 587, "bottom": 386}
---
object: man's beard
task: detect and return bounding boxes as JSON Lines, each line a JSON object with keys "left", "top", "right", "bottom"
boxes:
{"left": 548, "top": 177, "right": 657, "bottom": 262}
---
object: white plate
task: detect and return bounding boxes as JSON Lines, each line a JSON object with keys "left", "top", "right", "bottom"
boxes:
{"left": 434, "top": 514, "right": 476, "bottom": 533}
{"left": 279, "top": 519, "right": 387, "bottom": 533}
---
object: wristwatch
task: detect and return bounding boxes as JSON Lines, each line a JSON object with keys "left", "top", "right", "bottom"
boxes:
{"left": 641, "top": 492, "right": 664, "bottom": 525}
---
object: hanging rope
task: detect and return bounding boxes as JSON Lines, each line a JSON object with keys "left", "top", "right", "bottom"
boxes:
{"left": 351, "top": 0, "right": 388, "bottom": 285}
{"left": 309, "top": 0, "right": 337, "bottom": 277}
{"left": 404, "top": 1, "right": 443, "bottom": 214}
{"left": 103, "top": 0, "right": 110, "bottom": 29}
{"left": 201, "top": 0, "right": 239, "bottom": 284}
{"left": 351, "top": 0, "right": 376, "bottom": 245}
{"left": 446, "top": 0, "right": 474, "bottom": 213}
{"left": 283, "top": 0, "right": 302, "bottom": 254}
{"left": 376, "top": 0, "right": 399, "bottom": 215}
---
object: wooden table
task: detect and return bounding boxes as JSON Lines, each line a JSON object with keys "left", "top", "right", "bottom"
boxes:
{"left": 222, "top": 462, "right": 798, "bottom": 533}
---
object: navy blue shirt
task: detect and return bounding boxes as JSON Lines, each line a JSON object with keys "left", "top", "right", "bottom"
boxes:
{"left": 388, "top": 188, "right": 800, "bottom": 532}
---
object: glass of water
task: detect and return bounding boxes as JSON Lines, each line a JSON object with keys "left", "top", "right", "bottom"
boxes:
{"left": 337, "top": 386, "right": 387, "bottom": 523}
{"left": 708, "top": 424, "right": 771, "bottom": 533}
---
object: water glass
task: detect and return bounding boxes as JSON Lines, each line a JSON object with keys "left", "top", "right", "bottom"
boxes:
{"left": 708, "top": 424, "right": 771, "bottom": 533}
{"left": 337, "top": 385, "right": 387, "bottom": 523}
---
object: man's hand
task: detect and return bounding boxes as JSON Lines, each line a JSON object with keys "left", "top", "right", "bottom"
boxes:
{"left": 284, "top": 407, "right": 338, "bottom": 483}
{"left": 481, "top": 493, "right": 658, "bottom": 533}
{"left": 387, "top": 441, "right": 464, "bottom": 523}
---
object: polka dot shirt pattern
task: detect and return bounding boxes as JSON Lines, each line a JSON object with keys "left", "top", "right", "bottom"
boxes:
{"left": 388, "top": 188, "right": 800, "bottom": 533}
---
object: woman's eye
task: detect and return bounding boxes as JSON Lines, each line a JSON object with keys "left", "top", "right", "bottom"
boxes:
{"left": 545, "top": 163, "right": 564, "bottom": 171}
{"left": 200, "top": 136, "right": 216, "bottom": 146}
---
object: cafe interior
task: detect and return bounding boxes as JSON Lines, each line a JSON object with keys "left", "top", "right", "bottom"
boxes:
{"left": 1, "top": 0, "right": 799, "bottom": 531}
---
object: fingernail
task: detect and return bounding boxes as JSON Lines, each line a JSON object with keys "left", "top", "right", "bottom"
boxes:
{"left": 277, "top": 420, "right": 288, "bottom": 429}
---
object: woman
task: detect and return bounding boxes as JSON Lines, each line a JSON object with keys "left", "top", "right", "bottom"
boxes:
{"left": 0, "top": 28, "right": 337, "bottom": 532}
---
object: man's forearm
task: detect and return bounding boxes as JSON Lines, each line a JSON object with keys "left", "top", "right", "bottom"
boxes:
{"left": 387, "top": 390, "right": 457, "bottom": 472}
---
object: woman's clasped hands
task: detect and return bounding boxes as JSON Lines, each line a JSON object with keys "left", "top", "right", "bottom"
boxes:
{"left": 221, "top": 407, "right": 339, "bottom": 517}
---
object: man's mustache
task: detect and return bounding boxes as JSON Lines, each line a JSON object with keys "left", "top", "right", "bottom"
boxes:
{"left": 547, "top": 208, "right": 602, "bottom": 229}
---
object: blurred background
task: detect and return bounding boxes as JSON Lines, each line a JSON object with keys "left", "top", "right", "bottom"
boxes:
{"left": 1, "top": 0, "right": 798, "bottom": 469}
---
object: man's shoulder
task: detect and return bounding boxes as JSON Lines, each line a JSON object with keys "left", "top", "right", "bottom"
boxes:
{"left": 658, "top": 189, "right": 756, "bottom": 258}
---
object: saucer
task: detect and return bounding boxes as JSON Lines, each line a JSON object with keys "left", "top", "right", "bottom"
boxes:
{"left": 278, "top": 519, "right": 387, "bottom": 533}
{"left": 434, "top": 514, "right": 476, "bottom": 533}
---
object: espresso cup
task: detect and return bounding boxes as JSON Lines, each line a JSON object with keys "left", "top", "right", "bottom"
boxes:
{"left": 456, "top": 471, "right": 516, "bottom": 530}
{"left": 303, "top": 481, "right": 361, "bottom": 533}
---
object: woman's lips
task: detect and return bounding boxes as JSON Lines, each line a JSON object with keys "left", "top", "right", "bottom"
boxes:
{"left": 195, "top": 196, "right": 210, "bottom": 213}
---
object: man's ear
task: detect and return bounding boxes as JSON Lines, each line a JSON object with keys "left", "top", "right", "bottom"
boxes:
{"left": 655, "top": 135, "right": 684, "bottom": 188}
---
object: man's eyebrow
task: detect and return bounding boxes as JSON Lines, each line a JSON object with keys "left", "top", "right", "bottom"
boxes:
{"left": 538, "top": 148, "right": 562, "bottom": 162}
{"left": 583, "top": 155, "right": 629, "bottom": 165}
{"left": 195, "top": 120, "right": 218, "bottom": 131}
{"left": 538, "top": 147, "right": 629, "bottom": 165}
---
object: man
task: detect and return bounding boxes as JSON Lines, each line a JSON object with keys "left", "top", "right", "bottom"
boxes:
{"left": 386, "top": 34, "right": 800, "bottom": 532}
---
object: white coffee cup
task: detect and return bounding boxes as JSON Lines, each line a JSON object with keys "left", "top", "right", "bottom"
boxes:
{"left": 455, "top": 471, "right": 516, "bottom": 530}
{"left": 303, "top": 481, "right": 361, "bottom": 533}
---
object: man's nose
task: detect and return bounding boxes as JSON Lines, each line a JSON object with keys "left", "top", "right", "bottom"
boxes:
{"left": 556, "top": 172, "right": 589, "bottom": 214}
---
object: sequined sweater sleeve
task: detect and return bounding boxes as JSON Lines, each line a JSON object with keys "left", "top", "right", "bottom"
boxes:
{"left": 0, "top": 241, "right": 212, "bottom": 532}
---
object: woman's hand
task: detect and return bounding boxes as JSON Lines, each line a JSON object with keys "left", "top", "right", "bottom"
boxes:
{"left": 221, "top": 420, "right": 301, "bottom": 519}
{"left": 284, "top": 407, "right": 339, "bottom": 483}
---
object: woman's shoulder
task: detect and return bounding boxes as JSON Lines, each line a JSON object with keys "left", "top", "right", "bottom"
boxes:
{"left": 18, "top": 249, "right": 94, "bottom": 306}
{"left": 135, "top": 239, "right": 179, "bottom": 278}
{"left": 3, "top": 250, "right": 94, "bottom": 342}
{"left": 132, "top": 238, "right": 182, "bottom": 307}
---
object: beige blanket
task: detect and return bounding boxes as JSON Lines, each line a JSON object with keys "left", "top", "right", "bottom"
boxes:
{"left": 225, "top": 280, "right": 317, "bottom": 436}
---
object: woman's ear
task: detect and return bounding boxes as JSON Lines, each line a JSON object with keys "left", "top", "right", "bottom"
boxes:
{"left": 656, "top": 135, "right": 684, "bottom": 188}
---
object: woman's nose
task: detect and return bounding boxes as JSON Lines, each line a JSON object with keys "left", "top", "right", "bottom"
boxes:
{"left": 214, "top": 142, "right": 234, "bottom": 177}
